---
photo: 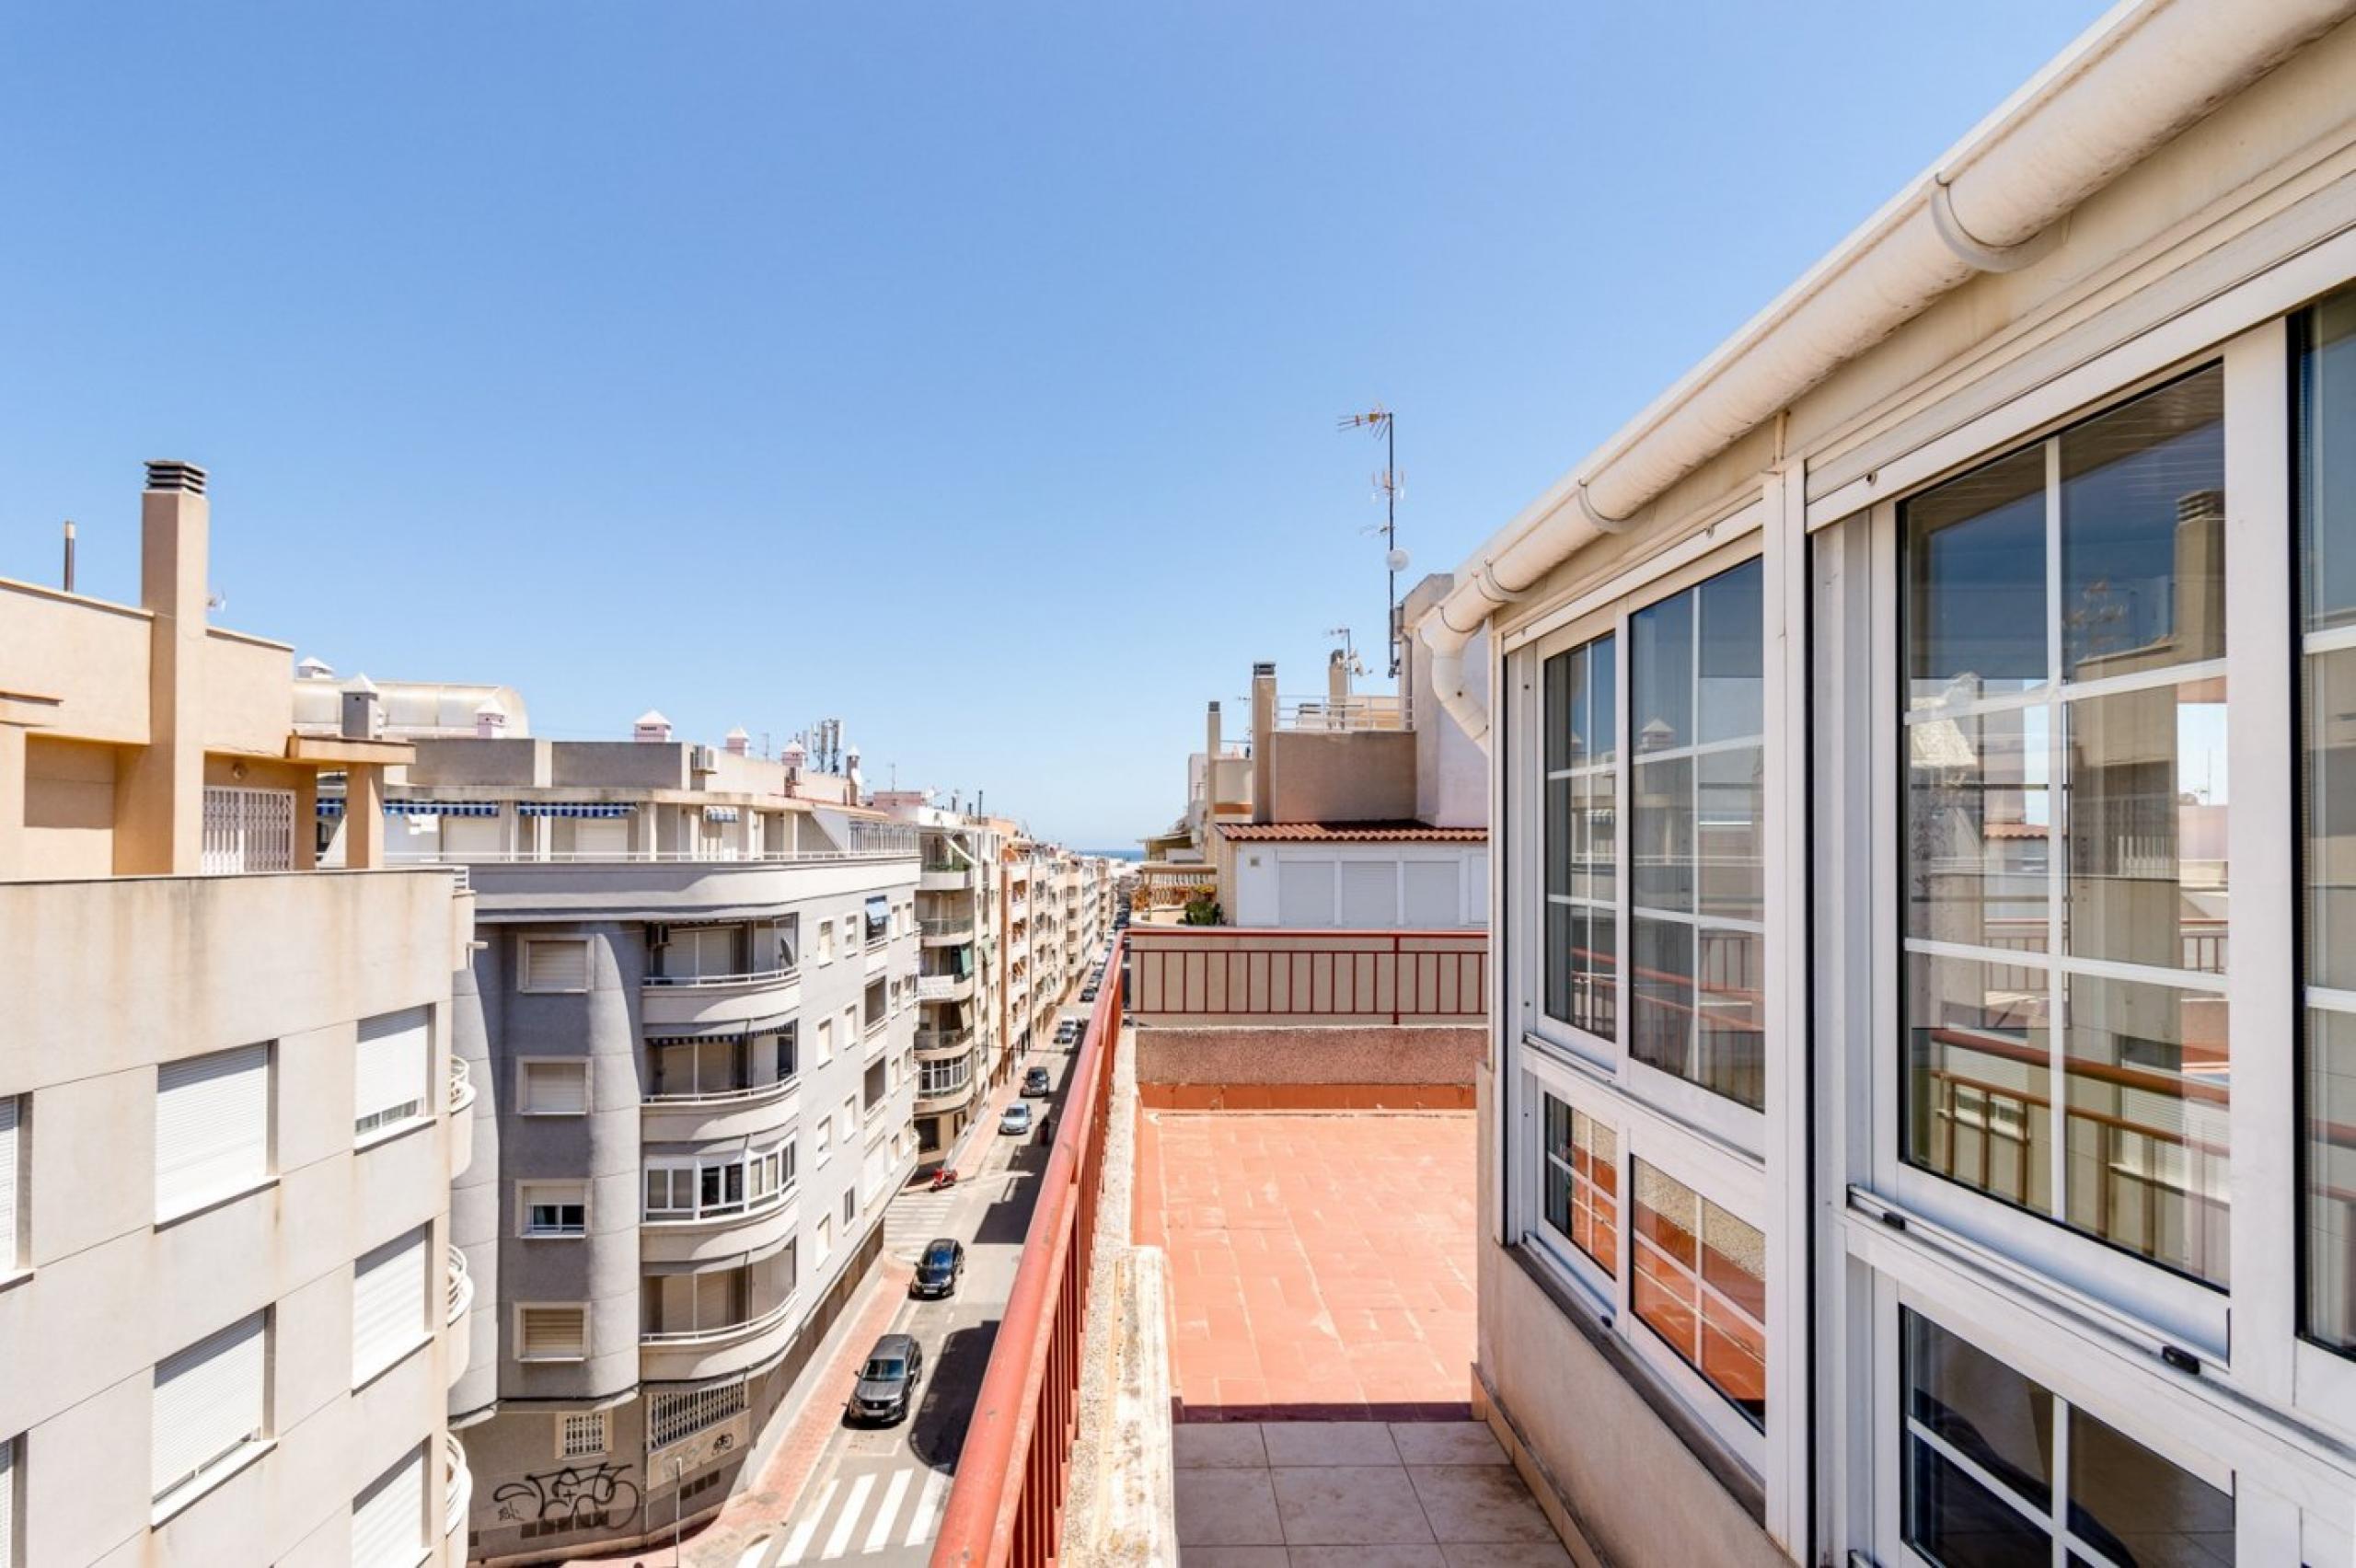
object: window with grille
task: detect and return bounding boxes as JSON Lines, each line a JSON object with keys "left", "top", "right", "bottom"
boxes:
{"left": 646, "top": 1379, "right": 747, "bottom": 1450}
{"left": 0, "top": 1096, "right": 18, "bottom": 1274}
{"left": 354, "top": 1007, "right": 430, "bottom": 1138}
{"left": 200, "top": 785, "right": 294, "bottom": 874}
{"left": 557, "top": 1411, "right": 610, "bottom": 1460}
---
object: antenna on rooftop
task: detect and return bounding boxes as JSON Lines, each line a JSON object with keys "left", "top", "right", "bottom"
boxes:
{"left": 1337, "top": 405, "right": 1403, "bottom": 679}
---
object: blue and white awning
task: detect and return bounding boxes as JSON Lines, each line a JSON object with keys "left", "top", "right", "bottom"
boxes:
{"left": 316, "top": 798, "right": 345, "bottom": 818}
{"left": 703, "top": 805, "right": 740, "bottom": 824}
{"left": 516, "top": 801, "right": 634, "bottom": 819}
{"left": 384, "top": 800, "right": 500, "bottom": 817}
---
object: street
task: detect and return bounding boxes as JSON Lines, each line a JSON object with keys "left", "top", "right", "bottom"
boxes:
{"left": 738, "top": 995, "right": 1097, "bottom": 1568}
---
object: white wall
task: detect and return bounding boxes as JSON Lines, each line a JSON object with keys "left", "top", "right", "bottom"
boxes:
{"left": 1230, "top": 842, "right": 1485, "bottom": 928}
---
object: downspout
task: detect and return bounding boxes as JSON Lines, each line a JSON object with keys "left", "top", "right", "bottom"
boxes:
{"left": 1424, "top": 0, "right": 2352, "bottom": 751}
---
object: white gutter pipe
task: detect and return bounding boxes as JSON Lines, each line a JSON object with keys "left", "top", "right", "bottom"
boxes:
{"left": 1425, "top": 0, "right": 2353, "bottom": 750}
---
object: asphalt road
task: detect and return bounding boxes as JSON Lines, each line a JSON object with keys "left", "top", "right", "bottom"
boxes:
{"left": 742, "top": 987, "right": 1102, "bottom": 1568}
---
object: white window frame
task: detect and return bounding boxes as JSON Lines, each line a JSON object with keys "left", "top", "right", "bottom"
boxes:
{"left": 814, "top": 1016, "right": 834, "bottom": 1067}
{"left": 0, "top": 1095, "right": 21, "bottom": 1280}
{"left": 519, "top": 937, "right": 592, "bottom": 994}
{"left": 556, "top": 1409, "right": 611, "bottom": 1461}
{"left": 515, "top": 1058, "right": 590, "bottom": 1116}
{"left": 641, "top": 1142, "right": 792, "bottom": 1225}
{"left": 514, "top": 1303, "right": 590, "bottom": 1363}
{"left": 155, "top": 1043, "right": 274, "bottom": 1223}
{"left": 816, "top": 920, "right": 835, "bottom": 964}
{"left": 353, "top": 1006, "right": 432, "bottom": 1145}
{"left": 518, "top": 1181, "right": 588, "bottom": 1239}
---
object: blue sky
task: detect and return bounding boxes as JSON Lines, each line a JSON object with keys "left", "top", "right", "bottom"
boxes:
{"left": 0, "top": 2, "right": 2103, "bottom": 847}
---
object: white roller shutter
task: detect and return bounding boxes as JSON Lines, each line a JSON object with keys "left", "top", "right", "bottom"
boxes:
{"left": 352, "top": 1230, "right": 428, "bottom": 1384}
{"left": 350, "top": 1445, "right": 425, "bottom": 1568}
{"left": 439, "top": 813, "right": 500, "bottom": 857}
{"left": 156, "top": 1045, "right": 270, "bottom": 1218}
{"left": 152, "top": 1312, "right": 266, "bottom": 1503}
{"left": 354, "top": 1008, "right": 430, "bottom": 1135}
{"left": 1339, "top": 860, "right": 1399, "bottom": 927}
{"left": 519, "top": 1306, "right": 587, "bottom": 1359}
{"left": 523, "top": 939, "right": 590, "bottom": 992}
{"left": 520, "top": 1061, "right": 588, "bottom": 1115}
{"left": 1402, "top": 860, "right": 1461, "bottom": 927}
{"left": 0, "top": 1096, "right": 17, "bottom": 1271}
{"left": 1276, "top": 859, "right": 1336, "bottom": 928}
{"left": 572, "top": 818, "right": 629, "bottom": 857}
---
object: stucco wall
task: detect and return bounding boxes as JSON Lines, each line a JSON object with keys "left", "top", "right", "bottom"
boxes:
{"left": 1264, "top": 729, "right": 1416, "bottom": 823}
{"left": 1135, "top": 1022, "right": 1479, "bottom": 1109}
{"left": 0, "top": 578, "right": 151, "bottom": 744}
{"left": 22, "top": 734, "right": 117, "bottom": 877}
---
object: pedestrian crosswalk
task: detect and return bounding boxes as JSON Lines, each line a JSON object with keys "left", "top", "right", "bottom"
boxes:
{"left": 884, "top": 1186, "right": 960, "bottom": 1262}
{"left": 772, "top": 1464, "right": 952, "bottom": 1563}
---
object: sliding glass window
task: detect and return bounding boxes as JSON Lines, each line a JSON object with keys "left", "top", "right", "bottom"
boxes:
{"left": 1542, "top": 634, "right": 1618, "bottom": 1041}
{"left": 1539, "top": 1092, "right": 1619, "bottom": 1278}
{"left": 1901, "top": 366, "right": 2231, "bottom": 1287}
{"left": 1631, "top": 1159, "right": 1765, "bottom": 1429}
{"left": 2299, "top": 286, "right": 2356, "bottom": 1359}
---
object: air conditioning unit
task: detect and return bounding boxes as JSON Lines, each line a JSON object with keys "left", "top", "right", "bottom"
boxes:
{"left": 688, "top": 744, "right": 719, "bottom": 773}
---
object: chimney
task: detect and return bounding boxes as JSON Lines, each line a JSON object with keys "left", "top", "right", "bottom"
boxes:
{"left": 633, "top": 709, "right": 672, "bottom": 744}
{"left": 342, "top": 674, "right": 386, "bottom": 740}
{"left": 1327, "top": 648, "right": 1350, "bottom": 717}
{"left": 1251, "top": 661, "right": 1276, "bottom": 824}
{"left": 1206, "top": 699, "right": 1221, "bottom": 759}
{"left": 62, "top": 520, "right": 75, "bottom": 594}
{"left": 724, "top": 725, "right": 751, "bottom": 757}
{"left": 473, "top": 697, "right": 508, "bottom": 739}
{"left": 116, "top": 460, "right": 212, "bottom": 873}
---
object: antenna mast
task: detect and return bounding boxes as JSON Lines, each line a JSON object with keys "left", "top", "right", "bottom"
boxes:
{"left": 1338, "top": 405, "right": 1403, "bottom": 678}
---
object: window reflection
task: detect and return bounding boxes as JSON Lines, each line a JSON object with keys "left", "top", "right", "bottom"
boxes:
{"left": 1542, "top": 635, "right": 1618, "bottom": 1040}
{"left": 1631, "top": 1159, "right": 1764, "bottom": 1429}
{"left": 1901, "top": 367, "right": 2229, "bottom": 1284}
{"left": 1539, "top": 1093, "right": 1618, "bottom": 1278}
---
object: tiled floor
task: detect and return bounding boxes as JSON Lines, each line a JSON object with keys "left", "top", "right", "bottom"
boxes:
{"left": 1138, "top": 1111, "right": 1479, "bottom": 1419}
{"left": 1173, "top": 1420, "right": 1570, "bottom": 1566}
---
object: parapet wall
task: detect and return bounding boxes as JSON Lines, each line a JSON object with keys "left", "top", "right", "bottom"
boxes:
{"left": 1133, "top": 1023, "right": 1481, "bottom": 1110}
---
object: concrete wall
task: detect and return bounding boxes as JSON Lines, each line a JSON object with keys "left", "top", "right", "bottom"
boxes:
{"left": 21, "top": 734, "right": 119, "bottom": 877}
{"left": 1263, "top": 729, "right": 1416, "bottom": 824}
{"left": 1134, "top": 1023, "right": 1480, "bottom": 1109}
{"left": 548, "top": 742, "right": 689, "bottom": 790}
{"left": 0, "top": 870, "right": 467, "bottom": 1568}
{"left": 407, "top": 737, "right": 550, "bottom": 788}
{"left": 202, "top": 628, "right": 298, "bottom": 757}
{"left": 1472, "top": 1064, "right": 1785, "bottom": 1568}
{"left": 0, "top": 578, "right": 152, "bottom": 745}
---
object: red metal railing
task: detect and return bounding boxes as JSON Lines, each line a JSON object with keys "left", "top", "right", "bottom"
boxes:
{"left": 1126, "top": 927, "right": 1486, "bottom": 1025}
{"left": 931, "top": 933, "right": 1126, "bottom": 1568}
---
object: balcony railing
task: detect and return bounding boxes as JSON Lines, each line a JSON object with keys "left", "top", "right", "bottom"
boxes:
{"left": 1132, "top": 862, "right": 1218, "bottom": 911}
{"left": 932, "top": 933, "right": 1124, "bottom": 1568}
{"left": 921, "top": 917, "right": 977, "bottom": 940}
{"left": 641, "top": 1292, "right": 796, "bottom": 1347}
{"left": 447, "top": 1056, "right": 476, "bottom": 1113}
{"left": 1276, "top": 693, "right": 1407, "bottom": 732}
{"left": 917, "top": 1026, "right": 975, "bottom": 1054}
{"left": 644, "top": 963, "right": 799, "bottom": 988}
{"left": 1126, "top": 928, "right": 1485, "bottom": 1025}
{"left": 387, "top": 847, "right": 913, "bottom": 866}
{"left": 445, "top": 1435, "right": 473, "bottom": 1540}
{"left": 446, "top": 1245, "right": 474, "bottom": 1326}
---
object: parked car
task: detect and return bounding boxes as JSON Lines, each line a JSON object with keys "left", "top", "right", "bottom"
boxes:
{"left": 1080, "top": 986, "right": 1099, "bottom": 1002}
{"left": 1022, "top": 1066, "right": 1052, "bottom": 1097}
{"left": 1000, "top": 1101, "right": 1034, "bottom": 1136}
{"left": 848, "top": 1332, "right": 924, "bottom": 1424}
{"left": 911, "top": 1239, "right": 964, "bottom": 1299}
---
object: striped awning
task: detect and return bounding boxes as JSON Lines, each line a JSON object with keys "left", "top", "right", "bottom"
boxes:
{"left": 384, "top": 800, "right": 500, "bottom": 817}
{"left": 516, "top": 802, "right": 634, "bottom": 819}
{"left": 316, "top": 798, "right": 345, "bottom": 818}
{"left": 703, "top": 805, "right": 741, "bottom": 824}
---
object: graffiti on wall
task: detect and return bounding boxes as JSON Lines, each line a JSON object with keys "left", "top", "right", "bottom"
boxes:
{"left": 491, "top": 1460, "right": 643, "bottom": 1536}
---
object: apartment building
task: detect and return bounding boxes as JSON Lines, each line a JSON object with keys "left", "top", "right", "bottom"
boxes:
{"left": 0, "top": 463, "right": 476, "bottom": 1568}
{"left": 327, "top": 721, "right": 922, "bottom": 1562}
{"left": 1429, "top": 5, "right": 2356, "bottom": 1563}
{"left": 873, "top": 792, "right": 1009, "bottom": 1161}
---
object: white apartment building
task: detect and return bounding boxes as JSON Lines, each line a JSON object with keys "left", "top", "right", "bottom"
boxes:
{"left": 872, "top": 792, "right": 1009, "bottom": 1161}
{"left": 1433, "top": 5, "right": 2356, "bottom": 1564}
{"left": 0, "top": 463, "right": 476, "bottom": 1568}
{"left": 328, "top": 723, "right": 921, "bottom": 1563}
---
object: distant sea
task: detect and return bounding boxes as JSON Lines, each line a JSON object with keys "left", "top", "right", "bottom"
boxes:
{"left": 1080, "top": 848, "right": 1144, "bottom": 862}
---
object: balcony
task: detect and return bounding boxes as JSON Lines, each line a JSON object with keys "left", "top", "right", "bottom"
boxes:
{"left": 921, "top": 917, "right": 976, "bottom": 945}
{"left": 445, "top": 1246, "right": 474, "bottom": 1386}
{"left": 445, "top": 1435, "right": 473, "bottom": 1552}
{"left": 921, "top": 859, "right": 972, "bottom": 892}
{"left": 640, "top": 965, "right": 800, "bottom": 1033}
{"left": 639, "top": 1295, "right": 800, "bottom": 1384}
{"left": 446, "top": 1057, "right": 476, "bottom": 1179}
{"left": 916, "top": 1065, "right": 976, "bottom": 1117}
{"left": 916, "top": 1025, "right": 975, "bottom": 1059}
{"left": 640, "top": 1191, "right": 800, "bottom": 1266}
{"left": 641, "top": 1076, "right": 799, "bottom": 1145}
{"left": 918, "top": 971, "right": 975, "bottom": 1004}
{"left": 446, "top": 1055, "right": 476, "bottom": 1114}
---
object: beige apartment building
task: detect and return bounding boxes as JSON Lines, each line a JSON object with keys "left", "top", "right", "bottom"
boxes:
{"left": 1423, "top": 3, "right": 2356, "bottom": 1562}
{"left": 873, "top": 792, "right": 1010, "bottom": 1161}
{"left": 0, "top": 462, "right": 477, "bottom": 1568}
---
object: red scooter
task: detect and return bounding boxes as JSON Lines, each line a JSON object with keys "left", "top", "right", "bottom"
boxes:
{"left": 929, "top": 1167, "right": 960, "bottom": 1192}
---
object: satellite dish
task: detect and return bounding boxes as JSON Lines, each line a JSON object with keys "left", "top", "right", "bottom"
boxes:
{"left": 1385, "top": 548, "right": 1411, "bottom": 573}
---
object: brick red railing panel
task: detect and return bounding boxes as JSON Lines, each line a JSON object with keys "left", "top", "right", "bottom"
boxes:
{"left": 1126, "top": 927, "right": 1486, "bottom": 1026}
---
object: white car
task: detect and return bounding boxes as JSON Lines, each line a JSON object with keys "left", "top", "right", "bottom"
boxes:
{"left": 1000, "top": 1102, "right": 1034, "bottom": 1136}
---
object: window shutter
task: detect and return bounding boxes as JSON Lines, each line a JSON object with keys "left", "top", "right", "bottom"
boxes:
{"left": 354, "top": 1009, "right": 430, "bottom": 1133}
{"left": 521, "top": 1307, "right": 586, "bottom": 1359}
{"left": 0, "top": 1096, "right": 17, "bottom": 1271}
{"left": 156, "top": 1045, "right": 270, "bottom": 1218}
{"left": 1402, "top": 861, "right": 1461, "bottom": 927}
{"left": 1340, "top": 860, "right": 1399, "bottom": 926}
{"left": 1277, "top": 859, "right": 1337, "bottom": 927}
{"left": 152, "top": 1312, "right": 266, "bottom": 1502}
{"left": 523, "top": 1062, "right": 588, "bottom": 1114}
{"left": 525, "top": 940, "right": 590, "bottom": 991}
{"left": 352, "top": 1231, "right": 427, "bottom": 1383}
{"left": 350, "top": 1445, "right": 425, "bottom": 1568}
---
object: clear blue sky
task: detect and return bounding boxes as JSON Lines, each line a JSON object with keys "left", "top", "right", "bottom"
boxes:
{"left": 0, "top": 2, "right": 2104, "bottom": 847}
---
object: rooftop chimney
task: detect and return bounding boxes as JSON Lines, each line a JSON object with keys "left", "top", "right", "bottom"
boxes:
{"left": 474, "top": 698, "right": 508, "bottom": 739}
{"left": 633, "top": 709, "right": 672, "bottom": 744}
{"left": 342, "top": 674, "right": 386, "bottom": 741}
{"left": 724, "top": 725, "right": 751, "bottom": 756}
{"left": 295, "top": 655, "right": 336, "bottom": 681}
{"left": 1251, "top": 661, "right": 1276, "bottom": 823}
{"left": 144, "top": 459, "right": 207, "bottom": 495}
{"left": 1207, "top": 699, "right": 1221, "bottom": 759}
{"left": 115, "top": 459, "right": 213, "bottom": 872}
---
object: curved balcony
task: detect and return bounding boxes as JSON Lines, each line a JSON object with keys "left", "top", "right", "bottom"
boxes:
{"left": 640, "top": 1192, "right": 800, "bottom": 1266}
{"left": 447, "top": 1056, "right": 477, "bottom": 1114}
{"left": 445, "top": 1247, "right": 474, "bottom": 1385}
{"left": 641, "top": 966, "right": 801, "bottom": 1033}
{"left": 920, "top": 917, "right": 976, "bottom": 946}
{"left": 915, "top": 1026, "right": 975, "bottom": 1061}
{"left": 920, "top": 862, "right": 971, "bottom": 893}
{"left": 639, "top": 1295, "right": 801, "bottom": 1384}
{"left": 641, "top": 1077, "right": 801, "bottom": 1145}
{"left": 446, "top": 1058, "right": 476, "bottom": 1179}
{"left": 918, "top": 972, "right": 975, "bottom": 1004}
{"left": 445, "top": 1435, "right": 473, "bottom": 1550}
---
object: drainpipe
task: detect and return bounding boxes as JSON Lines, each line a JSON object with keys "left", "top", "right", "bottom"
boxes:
{"left": 1421, "top": 0, "right": 2353, "bottom": 752}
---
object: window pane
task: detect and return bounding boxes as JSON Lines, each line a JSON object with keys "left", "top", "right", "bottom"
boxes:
{"left": 1631, "top": 1160, "right": 1763, "bottom": 1430}
{"left": 2062, "top": 976, "right": 2230, "bottom": 1286}
{"left": 1632, "top": 757, "right": 1693, "bottom": 912}
{"left": 1907, "top": 446, "right": 2049, "bottom": 706}
{"left": 2305, "top": 289, "right": 2356, "bottom": 628}
{"left": 2065, "top": 1408, "right": 2233, "bottom": 1568}
{"left": 1541, "top": 1096, "right": 1572, "bottom": 1238}
{"left": 1586, "top": 636, "right": 1617, "bottom": 762}
{"left": 1695, "top": 928, "right": 1764, "bottom": 1111}
{"left": 1543, "top": 648, "right": 1572, "bottom": 775}
{"left": 2058, "top": 366, "right": 2224, "bottom": 682}
{"left": 1907, "top": 1439, "right": 2052, "bottom": 1568}
{"left": 1904, "top": 1309, "right": 2053, "bottom": 1509}
{"left": 2062, "top": 679, "right": 2229, "bottom": 974}
{"left": 1631, "top": 591, "right": 1693, "bottom": 752}
{"left": 1630, "top": 916, "right": 1694, "bottom": 1082}
{"left": 1906, "top": 951, "right": 2053, "bottom": 1213}
{"left": 1572, "top": 771, "right": 1615, "bottom": 905}
{"left": 1696, "top": 558, "right": 1763, "bottom": 744}
{"left": 1696, "top": 746, "right": 1763, "bottom": 921}
{"left": 2303, "top": 1009, "right": 2356, "bottom": 1353}
{"left": 2310, "top": 648, "right": 2356, "bottom": 993}
{"left": 1542, "top": 631, "right": 1618, "bottom": 1043}
{"left": 1906, "top": 705, "right": 2051, "bottom": 949}
{"left": 1574, "top": 1112, "right": 1619, "bottom": 1278}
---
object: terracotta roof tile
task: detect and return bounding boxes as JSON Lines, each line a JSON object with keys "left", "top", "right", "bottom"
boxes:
{"left": 1217, "top": 821, "right": 1486, "bottom": 843}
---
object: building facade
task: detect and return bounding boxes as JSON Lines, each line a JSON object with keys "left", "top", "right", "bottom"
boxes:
{"left": 1437, "top": 6, "right": 2356, "bottom": 1564}
{"left": 0, "top": 463, "right": 476, "bottom": 1568}
{"left": 334, "top": 730, "right": 921, "bottom": 1563}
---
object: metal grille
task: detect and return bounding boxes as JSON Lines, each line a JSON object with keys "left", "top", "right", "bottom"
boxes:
{"left": 201, "top": 786, "right": 295, "bottom": 873}
{"left": 646, "top": 1378, "right": 746, "bottom": 1449}
{"left": 558, "top": 1411, "right": 609, "bottom": 1460}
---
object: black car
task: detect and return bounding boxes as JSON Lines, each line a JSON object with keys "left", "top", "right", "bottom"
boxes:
{"left": 911, "top": 1239, "right": 964, "bottom": 1299}
{"left": 1080, "top": 986, "right": 1099, "bottom": 1002}
{"left": 1022, "top": 1066, "right": 1052, "bottom": 1097}
{"left": 848, "top": 1332, "right": 924, "bottom": 1424}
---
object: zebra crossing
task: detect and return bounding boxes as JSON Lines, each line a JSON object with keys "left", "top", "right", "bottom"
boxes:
{"left": 768, "top": 1463, "right": 952, "bottom": 1564}
{"left": 883, "top": 1185, "right": 961, "bottom": 1262}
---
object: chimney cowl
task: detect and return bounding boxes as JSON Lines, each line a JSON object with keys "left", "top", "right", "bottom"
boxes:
{"left": 1251, "top": 661, "right": 1276, "bottom": 677}
{"left": 144, "top": 459, "right": 207, "bottom": 495}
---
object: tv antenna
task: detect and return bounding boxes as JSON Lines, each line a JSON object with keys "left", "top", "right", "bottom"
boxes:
{"left": 1337, "top": 405, "right": 1405, "bottom": 677}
